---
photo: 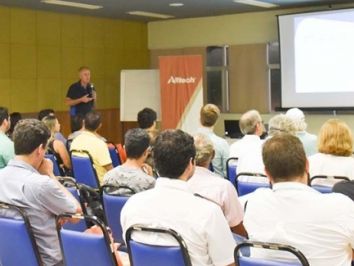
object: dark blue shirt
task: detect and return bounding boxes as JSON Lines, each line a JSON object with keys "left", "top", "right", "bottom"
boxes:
{"left": 66, "top": 81, "right": 95, "bottom": 116}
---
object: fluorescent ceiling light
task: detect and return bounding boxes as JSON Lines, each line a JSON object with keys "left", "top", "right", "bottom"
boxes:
{"left": 127, "top": 11, "right": 174, "bottom": 19}
{"left": 233, "top": 0, "right": 278, "bottom": 8}
{"left": 41, "top": 0, "right": 103, "bottom": 10}
{"left": 169, "top": 3, "right": 184, "bottom": 7}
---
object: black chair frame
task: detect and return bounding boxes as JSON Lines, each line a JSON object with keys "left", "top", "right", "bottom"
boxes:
{"left": 234, "top": 240, "right": 309, "bottom": 266}
{"left": 226, "top": 157, "right": 238, "bottom": 180}
{"left": 310, "top": 175, "right": 350, "bottom": 185}
{"left": 56, "top": 213, "right": 118, "bottom": 266}
{"left": 0, "top": 201, "right": 43, "bottom": 266}
{"left": 126, "top": 225, "right": 192, "bottom": 266}
{"left": 70, "top": 149, "right": 101, "bottom": 188}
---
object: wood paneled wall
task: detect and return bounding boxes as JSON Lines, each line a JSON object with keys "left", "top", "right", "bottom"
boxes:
{"left": 150, "top": 44, "right": 270, "bottom": 112}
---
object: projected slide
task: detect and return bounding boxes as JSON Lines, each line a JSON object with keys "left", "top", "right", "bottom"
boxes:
{"left": 295, "top": 15, "right": 354, "bottom": 93}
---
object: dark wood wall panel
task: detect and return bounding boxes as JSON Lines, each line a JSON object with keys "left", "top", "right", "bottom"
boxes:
{"left": 228, "top": 44, "right": 269, "bottom": 113}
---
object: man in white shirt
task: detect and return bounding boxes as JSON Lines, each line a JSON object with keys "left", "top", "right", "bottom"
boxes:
{"left": 229, "top": 110, "right": 265, "bottom": 183}
{"left": 121, "top": 129, "right": 236, "bottom": 266}
{"left": 188, "top": 133, "right": 247, "bottom": 237}
{"left": 285, "top": 108, "right": 317, "bottom": 156}
{"left": 244, "top": 133, "right": 354, "bottom": 266}
{"left": 197, "top": 104, "right": 229, "bottom": 177}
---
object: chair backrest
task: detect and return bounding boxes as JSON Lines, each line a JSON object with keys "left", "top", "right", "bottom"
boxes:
{"left": 0, "top": 202, "right": 42, "bottom": 266}
{"left": 310, "top": 175, "right": 350, "bottom": 194}
{"left": 107, "top": 143, "right": 121, "bottom": 167}
{"left": 234, "top": 240, "right": 309, "bottom": 266}
{"left": 226, "top": 157, "right": 238, "bottom": 185}
{"left": 236, "top": 172, "right": 270, "bottom": 196}
{"left": 126, "top": 225, "right": 192, "bottom": 266}
{"left": 45, "top": 153, "right": 63, "bottom": 176}
{"left": 70, "top": 150, "right": 100, "bottom": 188}
{"left": 57, "top": 214, "right": 118, "bottom": 266}
{"left": 101, "top": 185, "right": 134, "bottom": 244}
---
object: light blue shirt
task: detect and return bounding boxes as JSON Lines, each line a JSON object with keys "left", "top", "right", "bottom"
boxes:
{"left": 296, "top": 131, "right": 317, "bottom": 157}
{"left": 197, "top": 127, "right": 229, "bottom": 177}
{"left": 0, "top": 159, "right": 77, "bottom": 266}
{"left": 0, "top": 132, "right": 14, "bottom": 169}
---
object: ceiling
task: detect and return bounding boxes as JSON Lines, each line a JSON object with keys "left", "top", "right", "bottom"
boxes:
{"left": 0, "top": 0, "right": 353, "bottom": 22}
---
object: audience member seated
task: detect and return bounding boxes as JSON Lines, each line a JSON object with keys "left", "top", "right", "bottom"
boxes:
{"left": 70, "top": 111, "right": 112, "bottom": 184}
{"left": 121, "top": 129, "right": 236, "bottom": 266}
{"left": 244, "top": 133, "right": 354, "bottom": 266}
{"left": 38, "top": 108, "right": 67, "bottom": 144}
{"left": 42, "top": 115, "right": 72, "bottom": 175}
{"left": 0, "top": 107, "right": 14, "bottom": 169}
{"left": 188, "top": 133, "right": 247, "bottom": 237}
{"left": 67, "top": 114, "right": 84, "bottom": 141}
{"left": 103, "top": 128, "right": 155, "bottom": 195}
{"left": 286, "top": 108, "right": 317, "bottom": 156}
{"left": 309, "top": 119, "right": 354, "bottom": 187}
{"left": 197, "top": 104, "right": 229, "bottom": 177}
{"left": 137, "top": 107, "right": 159, "bottom": 142}
{"left": 229, "top": 109, "right": 264, "bottom": 175}
{"left": 0, "top": 119, "right": 81, "bottom": 266}
{"left": 7, "top": 111, "right": 22, "bottom": 140}
{"left": 267, "top": 114, "right": 296, "bottom": 137}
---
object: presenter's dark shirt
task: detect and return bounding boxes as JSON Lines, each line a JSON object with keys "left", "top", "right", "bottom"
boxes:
{"left": 66, "top": 81, "right": 94, "bottom": 116}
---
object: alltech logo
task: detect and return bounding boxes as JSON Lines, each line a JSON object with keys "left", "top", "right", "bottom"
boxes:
{"left": 167, "top": 76, "right": 196, "bottom": 84}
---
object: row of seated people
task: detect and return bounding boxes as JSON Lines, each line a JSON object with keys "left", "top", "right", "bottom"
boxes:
{"left": 1, "top": 113, "right": 354, "bottom": 265}
{"left": 227, "top": 108, "right": 354, "bottom": 189}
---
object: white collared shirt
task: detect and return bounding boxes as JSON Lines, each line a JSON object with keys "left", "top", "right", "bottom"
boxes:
{"left": 121, "top": 177, "right": 236, "bottom": 266}
{"left": 229, "top": 135, "right": 265, "bottom": 178}
{"left": 244, "top": 182, "right": 354, "bottom": 266}
{"left": 188, "top": 166, "right": 244, "bottom": 227}
{"left": 309, "top": 153, "right": 354, "bottom": 186}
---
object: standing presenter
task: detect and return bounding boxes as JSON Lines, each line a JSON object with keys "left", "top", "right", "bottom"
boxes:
{"left": 65, "top": 66, "right": 96, "bottom": 117}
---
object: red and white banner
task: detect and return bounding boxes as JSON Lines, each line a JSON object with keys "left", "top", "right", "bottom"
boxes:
{"left": 159, "top": 55, "right": 203, "bottom": 133}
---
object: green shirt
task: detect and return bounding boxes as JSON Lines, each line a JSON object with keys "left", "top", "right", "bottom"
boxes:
{"left": 0, "top": 132, "right": 14, "bottom": 168}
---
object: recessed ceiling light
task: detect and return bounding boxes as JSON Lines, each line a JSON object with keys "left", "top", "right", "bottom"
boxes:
{"left": 233, "top": 0, "right": 278, "bottom": 8}
{"left": 41, "top": 0, "right": 102, "bottom": 10}
{"left": 127, "top": 11, "right": 174, "bottom": 19}
{"left": 169, "top": 3, "right": 184, "bottom": 7}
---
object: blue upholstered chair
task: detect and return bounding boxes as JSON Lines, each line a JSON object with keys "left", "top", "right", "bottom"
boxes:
{"left": 101, "top": 185, "right": 135, "bottom": 245}
{"left": 235, "top": 172, "right": 270, "bottom": 196}
{"left": 126, "top": 225, "right": 192, "bottom": 266}
{"left": 70, "top": 150, "right": 100, "bottom": 188}
{"left": 107, "top": 143, "right": 121, "bottom": 168}
{"left": 234, "top": 240, "right": 309, "bottom": 266}
{"left": 57, "top": 214, "right": 118, "bottom": 266}
{"left": 0, "top": 202, "right": 42, "bottom": 266}
{"left": 45, "top": 153, "right": 63, "bottom": 176}
{"left": 226, "top": 157, "right": 238, "bottom": 186}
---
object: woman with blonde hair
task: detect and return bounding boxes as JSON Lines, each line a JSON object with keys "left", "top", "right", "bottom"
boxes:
{"left": 308, "top": 119, "right": 354, "bottom": 186}
{"left": 42, "top": 115, "right": 72, "bottom": 175}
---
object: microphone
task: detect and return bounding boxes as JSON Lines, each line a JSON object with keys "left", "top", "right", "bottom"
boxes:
{"left": 88, "top": 84, "right": 95, "bottom": 98}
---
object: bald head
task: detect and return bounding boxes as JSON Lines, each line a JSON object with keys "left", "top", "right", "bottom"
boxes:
{"left": 239, "top": 110, "right": 263, "bottom": 136}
